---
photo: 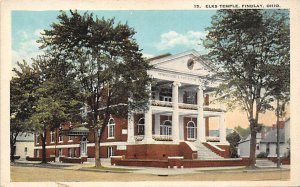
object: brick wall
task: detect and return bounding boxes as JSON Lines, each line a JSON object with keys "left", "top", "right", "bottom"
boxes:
{"left": 123, "top": 143, "right": 195, "bottom": 160}
{"left": 100, "top": 116, "right": 128, "bottom": 142}
{"left": 124, "top": 144, "right": 180, "bottom": 160}
{"left": 112, "top": 158, "right": 250, "bottom": 168}
{"left": 179, "top": 142, "right": 198, "bottom": 159}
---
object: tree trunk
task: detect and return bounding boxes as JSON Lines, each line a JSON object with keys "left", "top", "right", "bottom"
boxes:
{"left": 249, "top": 117, "right": 258, "bottom": 169}
{"left": 10, "top": 133, "right": 18, "bottom": 162}
{"left": 10, "top": 143, "right": 16, "bottom": 162}
{"left": 249, "top": 129, "right": 257, "bottom": 168}
{"left": 41, "top": 130, "right": 47, "bottom": 164}
{"left": 94, "top": 130, "right": 101, "bottom": 167}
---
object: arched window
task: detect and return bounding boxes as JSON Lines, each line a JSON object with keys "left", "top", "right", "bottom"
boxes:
{"left": 108, "top": 118, "right": 115, "bottom": 138}
{"left": 187, "top": 121, "right": 196, "bottom": 140}
{"left": 160, "top": 120, "right": 172, "bottom": 136}
{"left": 137, "top": 118, "right": 145, "bottom": 135}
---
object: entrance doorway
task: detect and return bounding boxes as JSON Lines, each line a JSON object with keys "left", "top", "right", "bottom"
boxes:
{"left": 80, "top": 136, "right": 87, "bottom": 157}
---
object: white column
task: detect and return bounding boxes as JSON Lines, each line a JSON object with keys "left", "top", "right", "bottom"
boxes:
{"left": 197, "top": 86, "right": 205, "bottom": 142}
{"left": 179, "top": 116, "right": 184, "bottom": 140}
{"left": 172, "top": 81, "right": 181, "bottom": 143}
{"left": 144, "top": 108, "right": 153, "bottom": 143}
{"left": 127, "top": 112, "right": 135, "bottom": 143}
{"left": 219, "top": 113, "right": 227, "bottom": 144}
{"left": 144, "top": 84, "right": 153, "bottom": 143}
{"left": 155, "top": 91, "right": 159, "bottom": 100}
{"left": 155, "top": 114, "right": 160, "bottom": 135}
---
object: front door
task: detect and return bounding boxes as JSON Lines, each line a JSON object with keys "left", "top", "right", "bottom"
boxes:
{"left": 107, "top": 147, "right": 113, "bottom": 158}
{"left": 80, "top": 136, "right": 87, "bottom": 157}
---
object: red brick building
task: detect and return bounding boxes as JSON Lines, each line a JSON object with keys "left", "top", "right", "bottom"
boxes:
{"left": 33, "top": 50, "right": 233, "bottom": 165}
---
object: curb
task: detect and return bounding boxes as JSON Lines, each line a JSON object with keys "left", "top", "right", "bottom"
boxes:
{"left": 78, "top": 167, "right": 134, "bottom": 173}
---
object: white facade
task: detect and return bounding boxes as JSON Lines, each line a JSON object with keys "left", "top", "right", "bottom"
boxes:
{"left": 128, "top": 50, "right": 228, "bottom": 146}
{"left": 15, "top": 133, "right": 34, "bottom": 159}
{"left": 238, "top": 119, "right": 290, "bottom": 158}
{"left": 237, "top": 133, "right": 262, "bottom": 158}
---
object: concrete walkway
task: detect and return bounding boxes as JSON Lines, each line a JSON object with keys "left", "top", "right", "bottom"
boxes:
{"left": 14, "top": 159, "right": 290, "bottom": 176}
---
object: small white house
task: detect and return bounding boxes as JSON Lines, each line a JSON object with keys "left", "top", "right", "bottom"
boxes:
{"left": 237, "top": 118, "right": 290, "bottom": 158}
{"left": 260, "top": 119, "right": 290, "bottom": 157}
{"left": 237, "top": 133, "right": 263, "bottom": 158}
{"left": 14, "top": 133, "right": 34, "bottom": 159}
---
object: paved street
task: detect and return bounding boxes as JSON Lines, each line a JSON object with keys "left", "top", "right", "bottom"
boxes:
{"left": 10, "top": 160, "right": 290, "bottom": 182}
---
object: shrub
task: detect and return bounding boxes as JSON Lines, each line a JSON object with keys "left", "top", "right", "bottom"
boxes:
{"left": 256, "top": 152, "right": 268, "bottom": 158}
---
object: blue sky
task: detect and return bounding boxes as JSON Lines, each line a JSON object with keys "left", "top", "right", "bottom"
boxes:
{"left": 12, "top": 10, "right": 216, "bottom": 66}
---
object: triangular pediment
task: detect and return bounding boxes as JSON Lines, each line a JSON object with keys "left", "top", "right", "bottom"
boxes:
{"left": 149, "top": 50, "right": 212, "bottom": 76}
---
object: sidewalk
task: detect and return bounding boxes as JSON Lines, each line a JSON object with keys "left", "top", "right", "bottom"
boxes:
{"left": 14, "top": 159, "right": 290, "bottom": 176}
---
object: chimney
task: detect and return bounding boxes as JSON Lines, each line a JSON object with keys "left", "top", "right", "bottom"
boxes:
{"left": 272, "top": 121, "right": 285, "bottom": 129}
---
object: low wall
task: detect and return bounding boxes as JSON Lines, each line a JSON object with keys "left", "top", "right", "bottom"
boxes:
{"left": 268, "top": 157, "right": 290, "bottom": 165}
{"left": 181, "top": 158, "right": 250, "bottom": 168}
{"left": 111, "top": 158, "right": 169, "bottom": 168}
{"left": 59, "top": 157, "right": 87, "bottom": 163}
{"left": 179, "top": 142, "right": 198, "bottom": 159}
{"left": 26, "top": 156, "right": 55, "bottom": 162}
{"left": 111, "top": 157, "right": 250, "bottom": 168}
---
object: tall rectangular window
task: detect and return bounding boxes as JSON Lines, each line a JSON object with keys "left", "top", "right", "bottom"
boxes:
{"left": 73, "top": 148, "right": 77, "bottom": 157}
{"left": 108, "top": 118, "right": 115, "bottom": 138}
{"left": 68, "top": 148, "right": 72, "bottom": 157}
{"left": 59, "top": 135, "right": 63, "bottom": 142}
{"left": 185, "top": 91, "right": 196, "bottom": 104}
{"left": 50, "top": 131, "right": 55, "bottom": 143}
{"left": 36, "top": 134, "right": 40, "bottom": 144}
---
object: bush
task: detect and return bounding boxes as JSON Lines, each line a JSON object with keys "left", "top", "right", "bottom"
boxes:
{"left": 256, "top": 152, "right": 268, "bottom": 158}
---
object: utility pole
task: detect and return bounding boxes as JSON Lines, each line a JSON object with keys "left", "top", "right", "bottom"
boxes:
{"left": 276, "top": 97, "right": 281, "bottom": 168}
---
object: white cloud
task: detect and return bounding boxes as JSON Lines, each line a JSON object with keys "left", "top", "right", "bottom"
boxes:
{"left": 12, "top": 29, "right": 44, "bottom": 69}
{"left": 155, "top": 30, "right": 207, "bottom": 51}
{"left": 34, "top": 29, "right": 45, "bottom": 37}
{"left": 142, "top": 53, "right": 154, "bottom": 59}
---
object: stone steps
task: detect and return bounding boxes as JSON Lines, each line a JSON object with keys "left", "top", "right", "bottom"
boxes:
{"left": 255, "top": 159, "right": 277, "bottom": 167}
{"left": 196, "top": 143, "right": 224, "bottom": 160}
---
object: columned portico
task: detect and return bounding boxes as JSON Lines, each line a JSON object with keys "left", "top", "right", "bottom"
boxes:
{"left": 128, "top": 50, "right": 229, "bottom": 146}
{"left": 172, "top": 81, "right": 181, "bottom": 143}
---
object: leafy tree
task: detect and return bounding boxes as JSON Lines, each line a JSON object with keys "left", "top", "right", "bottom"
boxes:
{"left": 234, "top": 125, "right": 250, "bottom": 139}
{"left": 27, "top": 55, "right": 84, "bottom": 163}
{"left": 204, "top": 10, "right": 289, "bottom": 168}
{"left": 10, "top": 61, "right": 40, "bottom": 162}
{"left": 226, "top": 131, "right": 241, "bottom": 158}
{"left": 39, "top": 10, "right": 151, "bottom": 167}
